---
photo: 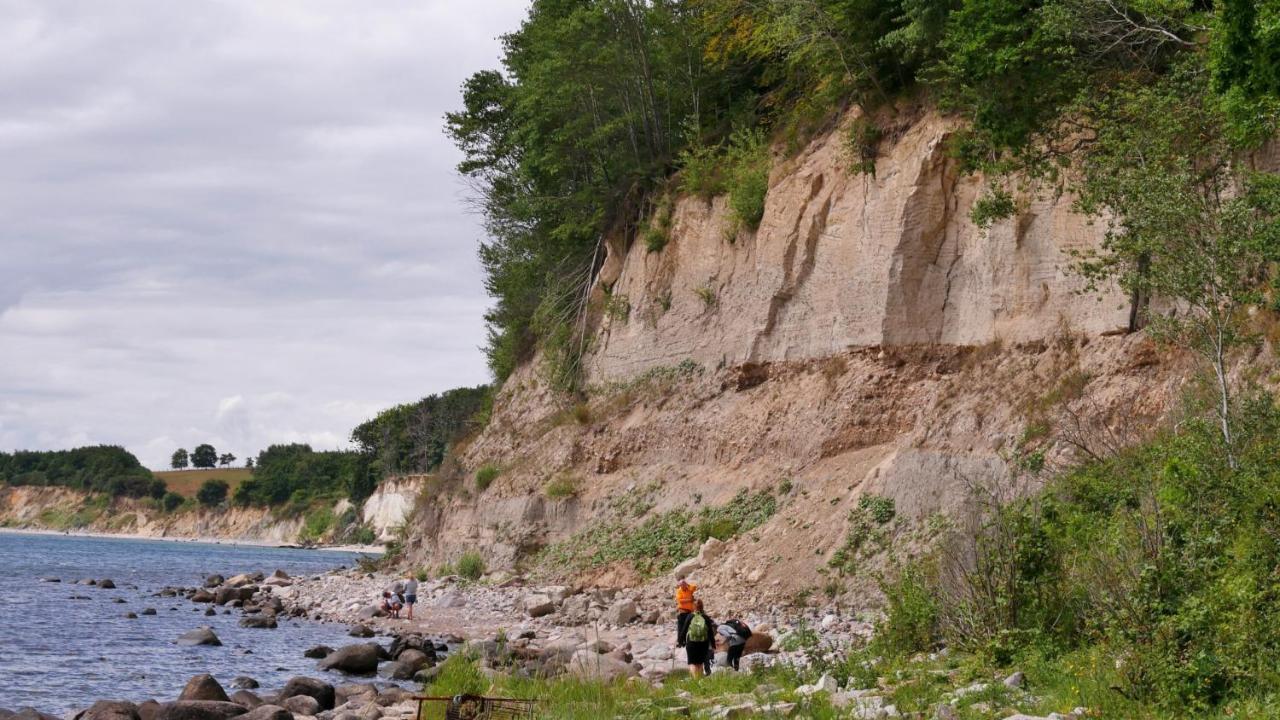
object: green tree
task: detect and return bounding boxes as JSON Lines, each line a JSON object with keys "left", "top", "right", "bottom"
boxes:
{"left": 1074, "top": 72, "right": 1280, "bottom": 467}
{"left": 196, "top": 478, "right": 228, "bottom": 506}
{"left": 218, "top": 453, "right": 236, "bottom": 467}
{"left": 191, "top": 444, "right": 217, "bottom": 469}
{"left": 170, "top": 448, "right": 189, "bottom": 470}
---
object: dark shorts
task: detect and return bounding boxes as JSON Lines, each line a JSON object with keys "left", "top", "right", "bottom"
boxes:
{"left": 685, "top": 640, "right": 711, "bottom": 665}
{"left": 405, "top": 594, "right": 416, "bottom": 605}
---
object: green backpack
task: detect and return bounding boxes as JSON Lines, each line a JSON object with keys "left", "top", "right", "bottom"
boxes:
{"left": 686, "top": 613, "right": 709, "bottom": 642}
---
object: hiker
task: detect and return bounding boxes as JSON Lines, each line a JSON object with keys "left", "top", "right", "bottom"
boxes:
{"left": 403, "top": 573, "right": 419, "bottom": 621}
{"left": 675, "top": 578, "right": 698, "bottom": 647}
{"left": 717, "top": 614, "right": 752, "bottom": 671}
{"left": 381, "top": 590, "right": 402, "bottom": 618}
{"left": 684, "top": 599, "right": 716, "bottom": 678}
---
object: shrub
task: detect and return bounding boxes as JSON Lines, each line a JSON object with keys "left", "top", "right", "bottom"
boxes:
{"left": 456, "top": 551, "right": 485, "bottom": 580}
{"left": 875, "top": 562, "right": 940, "bottom": 656}
{"left": 970, "top": 187, "right": 1017, "bottom": 228}
{"left": 858, "top": 494, "right": 896, "bottom": 524}
{"left": 845, "top": 116, "right": 883, "bottom": 175}
{"left": 694, "top": 284, "right": 717, "bottom": 310}
{"left": 725, "top": 127, "right": 770, "bottom": 230}
{"left": 543, "top": 474, "right": 579, "bottom": 499}
{"left": 603, "top": 292, "right": 630, "bottom": 323}
{"left": 678, "top": 143, "right": 727, "bottom": 197}
{"left": 196, "top": 479, "right": 229, "bottom": 507}
{"left": 348, "top": 525, "right": 376, "bottom": 545}
{"left": 301, "top": 507, "right": 334, "bottom": 540}
{"left": 161, "top": 492, "right": 184, "bottom": 513}
{"left": 475, "top": 464, "right": 500, "bottom": 491}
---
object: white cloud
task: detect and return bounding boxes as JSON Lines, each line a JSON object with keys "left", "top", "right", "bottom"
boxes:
{"left": 0, "top": 0, "right": 527, "bottom": 467}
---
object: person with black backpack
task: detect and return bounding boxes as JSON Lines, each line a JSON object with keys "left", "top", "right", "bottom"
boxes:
{"left": 717, "top": 614, "right": 752, "bottom": 671}
{"left": 683, "top": 599, "right": 716, "bottom": 677}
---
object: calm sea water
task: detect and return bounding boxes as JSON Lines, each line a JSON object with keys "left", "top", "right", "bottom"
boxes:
{"left": 0, "top": 532, "right": 379, "bottom": 714}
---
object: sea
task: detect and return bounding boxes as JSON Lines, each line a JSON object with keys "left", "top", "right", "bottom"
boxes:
{"left": 0, "top": 532, "right": 379, "bottom": 714}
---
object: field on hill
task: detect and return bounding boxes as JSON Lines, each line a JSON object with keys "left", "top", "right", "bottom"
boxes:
{"left": 155, "top": 468, "right": 252, "bottom": 498}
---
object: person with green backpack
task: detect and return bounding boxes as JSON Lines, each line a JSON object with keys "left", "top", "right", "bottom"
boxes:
{"left": 684, "top": 599, "right": 716, "bottom": 677}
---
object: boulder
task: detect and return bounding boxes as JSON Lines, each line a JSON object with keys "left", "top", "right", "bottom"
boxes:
{"left": 81, "top": 701, "right": 139, "bottom": 720}
{"left": 176, "top": 628, "right": 222, "bottom": 647}
{"left": 279, "top": 698, "right": 318, "bottom": 718}
{"left": 278, "top": 678, "right": 335, "bottom": 711}
{"left": 153, "top": 702, "right": 246, "bottom": 720}
{"left": 604, "top": 598, "right": 638, "bottom": 625}
{"left": 566, "top": 649, "right": 639, "bottom": 682}
{"left": 237, "top": 708, "right": 290, "bottom": 720}
{"left": 1003, "top": 671, "right": 1025, "bottom": 689}
{"left": 672, "top": 557, "right": 701, "bottom": 580}
{"left": 355, "top": 606, "right": 385, "bottom": 620}
{"left": 318, "top": 644, "right": 380, "bottom": 675}
{"left": 303, "top": 646, "right": 334, "bottom": 659}
{"left": 142, "top": 608, "right": 158, "bottom": 616}
{"left": 523, "top": 593, "right": 555, "bottom": 618}
{"left": 213, "top": 588, "right": 239, "bottom": 605}
{"left": 227, "top": 693, "right": 262, "bottom": 710}
{"left": 136, "top": 701, "right": 161, "bottom": 720}
{"left": 204, "top": 575, "right": 225, "bottom": 588}
{"left": 238, "top": 615, "right": 277, "bottom": 629}
{"left": 375, "top": 662, "right": 414, "bottom": 680}
{"left": 697, "top": 537, "right": 726, "bottom": 563}
{"left": 394, "top": 649, "right": 429, "bottom": 672}
{"left": 125, "top": 612, "right": 138, "bottom": 619}
{"left": 230, "top": 678, "right": 259, "bottom": 690}
{"left": 99, "top": 579, "right": 116, "bottom": 589}
{"left": 347, "top": 625, "right": 374, "bottom": 638}
{"left": 191, "top": 590, "right": 215, "bottom": 603}
{"left": 434, "top": 591, "right": 466, "bottom": 609}
{"left": 7, "top": 709, "right": 61, "bottom": 720}
{"left": 224, "top": 573, "right": 257, "bottom": 588}
{"left": 333, "top": 685, "right": 376, "bottom": 708}
{"left": 179, "top": 675, "right": 229, "bottom": 702}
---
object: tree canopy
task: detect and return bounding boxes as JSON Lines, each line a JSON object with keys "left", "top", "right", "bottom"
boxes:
{"left": 0, "top": 446, "right": 164, "bottom": 499}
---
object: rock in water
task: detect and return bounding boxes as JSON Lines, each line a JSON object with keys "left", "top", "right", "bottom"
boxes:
{"left": 204, "top": 575, "right": 225, "bottom": 588}
{"left": 277, "top": 677, "right": 335, "bottom": 711}
{"left": 81, "top": 701, "right": 140, "bottom": 720}
{"left": 229, "top": 678, "right": 259, "bottom": 690}
{"left": 238, "top": 615, "right": 277, "bottom": 629}
{"left": 376, "top": 662, "right": 414, "bottom": 680}
{"left": 317, "top": 644, "right": 380, "bottom": 675}
{"left": 98, "top": 579, "right": 116, "bottom": 589}
{"left": 176, "top": 628, "right": 221, "bottom": 647}
{"left": 178, "top": 675, "right": 229, "bottom": 703}
{"left": 227, "top": 692, "right": 262, "bottom": 710}
{"left": 190, "top": 590, "right": 215, "bottom": 603}
{"left": 347, "top": 624, "right": 374, "bottom": 638}
{"left": 302, "top": 645, "right": 333, "bottom": 659}
{"left": 136, "top": 700, "right": 161, "bottom": 720}
{"left": 153, "top": 702, "right": 245, "bottom": 720}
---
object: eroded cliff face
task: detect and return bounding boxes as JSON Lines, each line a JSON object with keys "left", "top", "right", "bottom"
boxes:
{"left": 400, "top": 110, "right": 1191, "bottom": 610}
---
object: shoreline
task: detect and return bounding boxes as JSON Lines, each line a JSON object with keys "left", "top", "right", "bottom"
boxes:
{"left": 0, "top": 526, "right": 385, "bottom": 555}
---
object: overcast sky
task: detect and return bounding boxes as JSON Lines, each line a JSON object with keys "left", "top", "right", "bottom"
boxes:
{"left": 0, "top": 1, "right": 529, "bottom": 469}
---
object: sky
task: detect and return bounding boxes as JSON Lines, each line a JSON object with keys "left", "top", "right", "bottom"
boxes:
{"left": 0, "top": 1, "right": 529, "bottom": 469}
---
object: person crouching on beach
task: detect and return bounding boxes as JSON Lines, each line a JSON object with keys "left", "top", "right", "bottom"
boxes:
{"left": 402, "top": 573, "right": 418, "bottom": 621}
{"left": 381, "top": 590, "right": 402, "bottom": 618}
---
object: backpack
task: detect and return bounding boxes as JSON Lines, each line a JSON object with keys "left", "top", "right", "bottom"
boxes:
{"left": 686, "top": 613, "right": 709, "bottom": 642}
{"left": 726, "top": 619, "right": 752, "bottom": 639}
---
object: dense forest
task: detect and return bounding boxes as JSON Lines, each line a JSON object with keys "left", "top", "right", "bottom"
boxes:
{"left": 0, "top": 446, "right": 164, "bottom": 499}
{"left": 448, "top": 0, "right": 1279, "bottom": 388}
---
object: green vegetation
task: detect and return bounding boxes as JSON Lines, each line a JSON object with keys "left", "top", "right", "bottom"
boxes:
{"left": 456, "top": 551, "right": 486, "bottom": 581}
{"left": 542, "top": 474, "right": 579, "bottom": 499}
{"left": 300, "top": 506, "right": 334, "bottom": 541}
{"left": 350, "top": 385, "right": 491, "bottom": 480}
{"left": 539, "top": 488, "right": 777, "bottom": 577}
{"left": 475, "top": 464, "right": 501, "bottom": 492}
{"left": 828, "top": 494, "right": 897, "bottom": 576}
{"left": 232, "top": 444, "right": 372, "bottom": 508}
{"left": 161, "top": 492, "right": 184, "bottom": 512}
{"left": 195, "top": 479, "right": 228, "bottom": 507}
{"left": 0, "top": 446, "right": 164, "bottom": 499}
{"left": 451, "top": 0, "right": 1276, "bottom": 392}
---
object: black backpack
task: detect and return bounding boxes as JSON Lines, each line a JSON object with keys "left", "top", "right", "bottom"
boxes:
{"left": 726, "top": 619, "right": 752, "bottom": 639}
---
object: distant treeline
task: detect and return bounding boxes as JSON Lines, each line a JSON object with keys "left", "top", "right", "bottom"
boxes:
{"left": 0, "top": 446, "right": 164, "bottom": 498}
{"left": 231, "top": 385, "right": 491, "bottom": 507}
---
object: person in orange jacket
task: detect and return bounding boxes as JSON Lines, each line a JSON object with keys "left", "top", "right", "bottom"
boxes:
{"left": 675, "top": 578, "right": 698, "bottom": 648}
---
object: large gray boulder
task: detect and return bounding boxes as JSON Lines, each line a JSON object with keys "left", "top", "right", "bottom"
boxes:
{"left": 523, "top": 594, "right": 555, "bottom": 618}
{"left": 394, "top": 649, "right": 429, "bottom": 672}
{"left": 317, "top": 644, "right": 380, "bottom": 675}
{"left": 178, "top": 675, "right": 229, "bottom": 703}
{"left": 333, "top": 684, "right": 376, "bottom": 708}
{"left": 566, "top": 649, "right": 639, "bottom": 682}
{"left": 375, "top": 662, "right": 414, "bottom": 681}
{"left": 277, "top": 677, "right": 335, "bottom": 711}
{"left": 80, "top": 701, "right": 139, "bottom": 720}
{"left": 176, "top": 628, "right": 221, "bottom": 647}
{"left": 605, "top": 598, "right": 638, "bottom": 626}
{"left": 152, "top": 702, "right": 246, "bottom": 720}
{"left": 190, "top": 590, "right": 215, "bottom": 603}
{"left": 238, "top": 615, "right": 277, "bottom": 629}
{"left": 227, "top": 692, "right": 262, "bottom": 710}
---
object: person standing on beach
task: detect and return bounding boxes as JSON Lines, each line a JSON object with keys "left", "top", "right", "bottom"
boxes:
{"left": 403, "top": 573, "right": 418, "bottom": 621}
{"left": 675, "top": 578, "right": 698, "bottom": 647}
{"left": 684, "top": 599, "right": 715, "bottom": 678}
